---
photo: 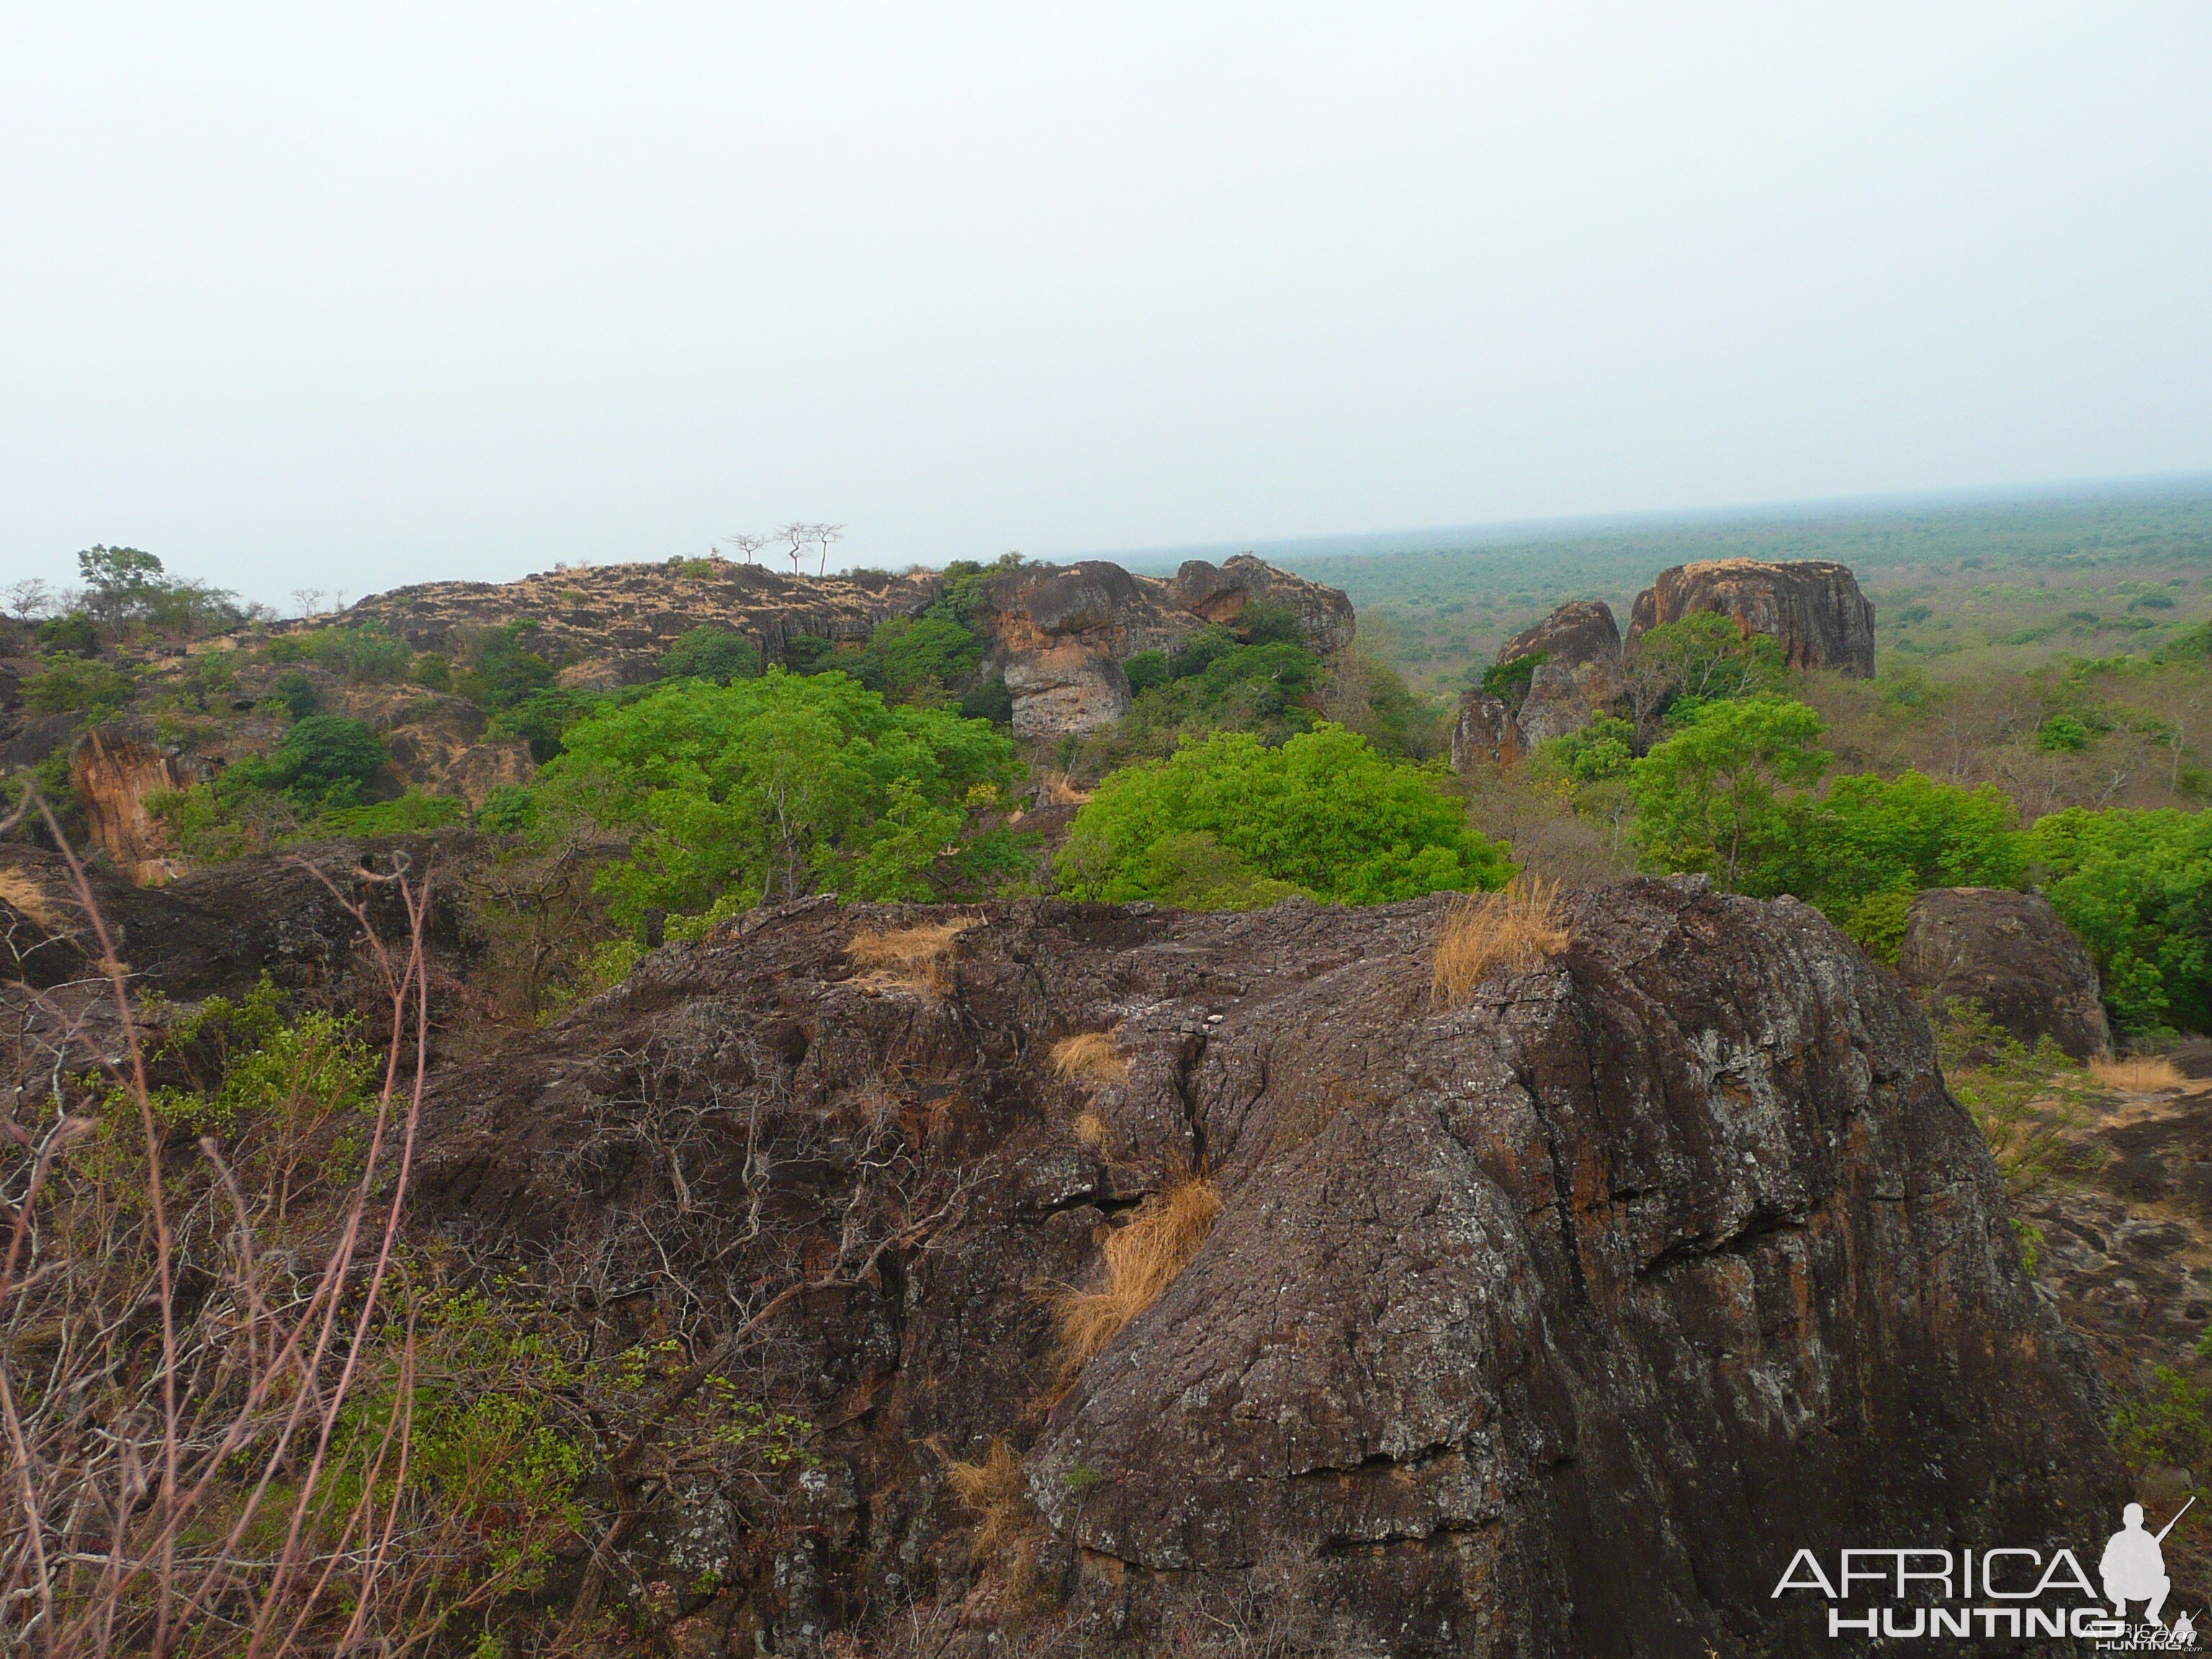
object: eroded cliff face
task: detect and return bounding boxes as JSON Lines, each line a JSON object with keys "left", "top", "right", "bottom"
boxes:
{"left": 1624, "top": 559, "right": 1876, "bottom": 678}
{"left": 68, "top": 725, "right": 188, "bottom": 884}
{"left": 412, "top": 881, "right": 2121, "bottom": 1657}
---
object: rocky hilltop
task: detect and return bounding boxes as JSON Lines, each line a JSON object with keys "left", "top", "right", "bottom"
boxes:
{"left": 407, "top": 875, "right": 2116, "bottom": 1656}
{"left": 1453, "top": 559, "right": 1876, "bottom": 771}
{"left": 339, "top": 552, "right": 1354, "bottom": 739}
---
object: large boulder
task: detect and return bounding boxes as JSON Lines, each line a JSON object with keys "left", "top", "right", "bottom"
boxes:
{"left": 972, "top": 556, "right": 1357, "bottom": 738}
{"left": 1172, "top": 554, "right": 1357, "bottom": 655}
{"left": 1897, "top": 886, "right": 2111, "bottom": 1060}
{"left": 1449, "top": 691, "right": 1524, "bottom": 772}
{"left": 1500, "top": 598, "right": 1621, "bottom": 670}
{"left": 415, "top": 882, "right": 2122, "bottom": 1656}
{"left": 1625, "top": 559, "right": 1876, "bottom": 678}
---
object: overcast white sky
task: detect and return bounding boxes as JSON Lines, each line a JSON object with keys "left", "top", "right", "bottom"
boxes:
{"left": 4, "top": 4, "right": 2209, "bottom": 605}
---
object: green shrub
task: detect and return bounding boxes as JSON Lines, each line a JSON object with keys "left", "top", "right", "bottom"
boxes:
{"left": 410, "top": 652, "right": 454, "bottom": 691}
{"left": 305, "top": 623, "right": 413, "bottom": 683}
{"left": 228, "top": 715, "right": 387, "bottom": 811}
{"left": 270, "top": 670, "right": 323, "bottom": 720}
{"left": 849, "top": 616, "right": 979, "bottom": 705}
{"left": 313, "top": 789, "right": 468, "bottom": 837}
{"left": 1233, "top": 594, "right": 1305, "bottom": 647}
{"left": 958, "top": 673, "right": 1013, "bottom": 726}
{"left": 782, "top": 634, "right": 838, "bottom": 674}
{"left": 24, "top": 656, "right": 135, "bottom": 718}
{"left": 1123, "top": 650, "right": 1170, "bottom": 694}
{"left": 35, "top": 611, "right": 99, "bottom": 657}
{"left": 487, "top": 687, "right": 602, "bottom": 763}
{"left": 1058, "top": 724, "right": 1514, "bottom": 906}
{"left": 1478, "top": 652, "right": 1543, "bottom": 710}
{"left": 541, "top": 670, "right": 1020, "bottom": 927}
{"left": 660, "top": 626, "right": 762, "bottom": 685}
{"left": 476, "top": 784, "right": 541, "bottom": 835}
{"left": 1841, "top": 888, "right": 1916, "bottom": 964}
{"left": 1768, "top": 770, "right": 2024, "bottom": 924}
{"left": 2036, "top": 714, "right": 2092, "bottom": 752}
{"left": 1530, "top": 714, "right": 1636, "bottom": 786}
{"left": 453, "top": 620, "right": 557, "bottom": 711}
{"left": 2026, "top": 806, "right": 2212, "bottom": 1033}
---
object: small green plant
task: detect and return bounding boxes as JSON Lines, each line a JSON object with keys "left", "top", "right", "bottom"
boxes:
{"left": 2037, "top": 713, "right": 2092, "bottom": 752}
{"left": 2115, "top": 1366, "right": 2212, "bottom": 1473}
{"left": 1936, "top": 999, "right": 2101, "bottom": 1195}
{"left": 24, "top": 655, "right": 135, "bottom": 719}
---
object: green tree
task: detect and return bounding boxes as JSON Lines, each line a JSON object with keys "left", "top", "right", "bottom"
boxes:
{"left": 1624, "top": 611, "right": 1789, "bottom": 729}
{"left": 850, "top": 616, "right": 979, "bottom": 705}
{"left": 230, "top": 715, "right": 389, "bottom": 810}
{"left": 1629, "top": 696, "right": 1830, "bottom": 888}
{"left": 488, "top": 687, "right": 603, "bottom": 763}
{"left": 2025, "top": 807, "right": 2212, "bottom": 1033}
{"left": 1766, "top": 770, "right": 2024, "bottom": 918}
{"left": 542, "top": 670, "right": 1020, "bottom": 928}
{"left": 1058, "top": 724, "right": 1514, "bottom": 907}
{"left": 660, "top": 626, "right": 762, "bottom": 685}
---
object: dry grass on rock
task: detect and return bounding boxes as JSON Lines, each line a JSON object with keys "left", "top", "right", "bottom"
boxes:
{"left": 945, "top": 1437, "right": 1031, "bottom": 1567}
{"left": 2094, "top": 1054, "right": 2190, "bottom": 1094}
{"left": 0, "top": 866, "right": 65, "bottom": 932}
{"left": 1053, "top": 1177, "right": 1222, "bottom": 1383}
{"left": 1051, "top": 1030, "right": 1130, "bottom": 1089}
{"left": 1430, "top": 876, "right": 1570, "bottom": 1010}
{"left": 846, "top": 917, "right": 975, "bottom": 996}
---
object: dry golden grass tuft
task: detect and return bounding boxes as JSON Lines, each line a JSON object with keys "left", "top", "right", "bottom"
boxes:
{"left": 1040, "top": 771, "right": 1093, "bottom": 806}
{"left": 1051, "top": 1030, "right": 1130, "bottom": 1089}
{"left": 1071, "top": 1110, "right": 1110, "bottom": 1151}
{"left": 1053, "top": 1177, "right": 1222, "bottom": 1382}
{"left": 1431, "top": 876, "right": 1570, "bottom": 1010}
{"left": 0, "top": 867, "right": 65, "bottom": 932}
{"left": 846, "top": 917, "right": 975, "bottom": 996}
{"left": 2093, "top": 1054, "right": 2190, "bottom": 1093}
{"left": 945, "top": 1437, "right": 1030, "bottom": 1564}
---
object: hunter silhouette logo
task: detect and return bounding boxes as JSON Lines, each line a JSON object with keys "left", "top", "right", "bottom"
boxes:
{"left": 2103, "top": 1499, "right": 2190, "bottom": 1628}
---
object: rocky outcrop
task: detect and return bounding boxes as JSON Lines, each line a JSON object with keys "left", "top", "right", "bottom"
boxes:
{"left": 1897, "top": 886, "right": 2111, "bottom": 1059}
{"left": 1516, "top": 660, "right": 1615, "bottom": 747}
{"left": 341, "top": 559, "right": 943, "bottom": 685}
{"left": 1499, "top": 599, "right": 1620, "bottom": 670}
{"left": 69, "top": 725, "right": 187, "bottom": 884}
{"left": 1449, "top": 691, "right": 1524, "bottom": 772}
{"left": 1171, "top": 554, "right": 1357, "bottom": 655}
{"left": 413, "top": 881, "right": 2121, "bottom": 1655}
{"left": 1625, "top": 559, "right": 1876, "bottom": 678}
{"left": 971, "top": 556, "right": 1356, "bottom": 737}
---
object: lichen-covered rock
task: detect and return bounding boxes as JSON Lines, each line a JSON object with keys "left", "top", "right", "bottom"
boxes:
{"left": 1449, "top": 691, "right": 1524, "bottom": 772}
{"left": 1516, "top": 660, "right": 1614, "bottom": 747}
{"left": 1500, "top": 599, "right": 1621, "bottom": 670}
{"left": 411, "top": 883, "right": 2121, "bottom": 1656}
{"left": 1897, "top": 886, "right": 2111, "bottom": 1060}
{"left": 1625, "top": 559, "right": 1876, "bottom": 677}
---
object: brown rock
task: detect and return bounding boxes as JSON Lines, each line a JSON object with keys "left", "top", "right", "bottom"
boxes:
{"left": 412, "top": 883, "right": 2121, "bottom": 1655}
{"left": 971, "top": 557, "right": 1356, "bottom": 737}
{"left": 1449, "top": 691, "right": 1524, "bottom": 773}
{"left": 1499, "top": 599, "right": 1620, "bottom": 670}
{"left": 1516, "top": 660, "right": 1617, "bottom": 747}
{"left": 1172, "top": 554, "right": 1357, "bottom": 655}
{"left": 1625, "top": 559, "right": 1876, "bottom": 677}
{"left": 1897, "top": 886, "right": 2111, "bottom": 1060}
{"left": 69, "top": 725, "right": 187, "bottom": 884}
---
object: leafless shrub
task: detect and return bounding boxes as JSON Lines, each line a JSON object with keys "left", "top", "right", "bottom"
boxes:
{"left": 1430, "top": 876, "right": 1570, "bottom": 1010}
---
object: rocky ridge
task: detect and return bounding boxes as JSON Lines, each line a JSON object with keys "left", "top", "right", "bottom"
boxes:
{"left": 408, "top": 876, "right": 2118, "bottom": 1656}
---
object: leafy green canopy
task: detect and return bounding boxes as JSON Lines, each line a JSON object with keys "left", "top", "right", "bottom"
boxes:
{"left": 2026, "top": 807, "right": 2212, "bottom": 1034}
{"left": 1628, "top": 696, "right": 1832, "bottom": 891}
{"left": 230, "top": 716, "right": 389, "bottom": 810}
{"left": 454, "top": 619, "right": 557, "bottom": 711}
{"left": 660, "top": 626, "right": 762, "bottom": 685}
{"left": 1057, "top": 724, "right": 1514, "bottom": 907}
{"left": 542, "top": 670, "right": 1020, "bottom": 929}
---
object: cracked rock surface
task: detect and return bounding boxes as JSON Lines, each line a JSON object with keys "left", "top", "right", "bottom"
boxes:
{"left": 412, "top": 878, "right": 2122, "bottom": 1657}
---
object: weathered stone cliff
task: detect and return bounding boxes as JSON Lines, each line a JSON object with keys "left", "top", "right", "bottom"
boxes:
{"left": 410, "top": 879, "right": 2121, "bottom": 1656}
{"left": 1624, "top": 559, "right": 1876, "bottom": 678}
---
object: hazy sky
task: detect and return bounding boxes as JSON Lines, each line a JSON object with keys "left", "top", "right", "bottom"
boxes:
{"left": 5, "top": 4, "right": 2209, "bottom": 605}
